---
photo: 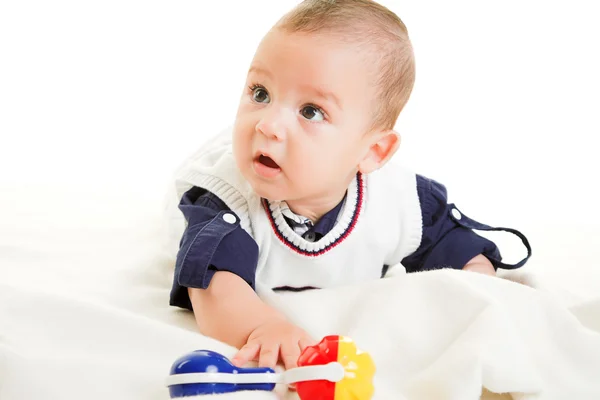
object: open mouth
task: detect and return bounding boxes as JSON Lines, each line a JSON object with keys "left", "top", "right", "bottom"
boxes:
{"left": 258, "top": 154, "right": 280, "bottom": 169}
{"left": 253, "top": 153, "right": 282, "bottom": 178}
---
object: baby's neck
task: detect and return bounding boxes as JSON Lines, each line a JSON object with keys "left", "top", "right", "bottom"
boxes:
{"left": 284, "top": 189, "right": 347, "bottom": 223}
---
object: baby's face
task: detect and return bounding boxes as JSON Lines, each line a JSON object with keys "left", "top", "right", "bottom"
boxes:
{"left": 232, "top": 29, "right": 378, "bottom": 203}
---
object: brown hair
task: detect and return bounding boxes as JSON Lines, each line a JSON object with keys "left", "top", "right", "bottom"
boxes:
{"left": 276, "top": 0, "right": 415, "bottom": 130}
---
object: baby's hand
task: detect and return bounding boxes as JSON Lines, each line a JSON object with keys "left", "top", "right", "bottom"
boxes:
{"left": 231, "top": 317, "right": 315, "bottom": 370}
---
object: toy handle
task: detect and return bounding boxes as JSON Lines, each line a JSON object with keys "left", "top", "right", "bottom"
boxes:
{"left": 234, "top": 366, "right": 277, "bottom": 390}
{"left": 284, "top": 363, "right": 344, "bottom": 384}
{"left": 236, "top": 366, "right": 274, "bottom": 375}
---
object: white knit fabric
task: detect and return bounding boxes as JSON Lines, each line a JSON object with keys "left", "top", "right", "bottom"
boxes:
{"left": 173, "top": 127, "right": 423, "bottom": 295}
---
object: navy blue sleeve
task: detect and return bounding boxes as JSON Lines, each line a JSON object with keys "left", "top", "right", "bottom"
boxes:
{"left": 169, "top": 187, "right": 259, "bottom": 311}
{"left": 401, "top": 176, "right": 503, "bottom": 273}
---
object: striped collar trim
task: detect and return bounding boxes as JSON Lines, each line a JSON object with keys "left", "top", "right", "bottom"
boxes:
{"left": 262, "top": 173, "right": 365, "bottom": 257}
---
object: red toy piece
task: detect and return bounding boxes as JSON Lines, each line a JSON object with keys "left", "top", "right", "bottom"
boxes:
{"left": 296, "top": 335, "right": 376, "bottom": 400}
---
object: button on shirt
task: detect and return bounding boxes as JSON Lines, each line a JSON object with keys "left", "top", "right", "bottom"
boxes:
{"left": 170, "top": 176, "right": 523, "bottom": 311}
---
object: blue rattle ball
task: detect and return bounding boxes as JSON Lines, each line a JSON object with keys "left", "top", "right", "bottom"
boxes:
{"left": 167, "top": 350, "right": 276, "bottom": 397}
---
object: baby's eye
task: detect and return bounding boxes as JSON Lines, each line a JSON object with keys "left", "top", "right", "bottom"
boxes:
{"left": 251, "top": 86, "right": 270, "bottom": 103}
{"left": 300, "top": 105, "right": 324, "bottom": 122}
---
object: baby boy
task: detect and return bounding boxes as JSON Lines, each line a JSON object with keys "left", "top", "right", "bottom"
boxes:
{"left": 168, "top": 0, "right": 530, "bottom": 372}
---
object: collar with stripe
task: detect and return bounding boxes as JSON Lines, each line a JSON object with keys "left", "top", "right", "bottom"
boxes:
{"left": 262, "top": 173, "right": 365, "bottom": 257}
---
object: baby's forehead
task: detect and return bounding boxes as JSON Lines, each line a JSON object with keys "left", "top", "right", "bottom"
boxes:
{"left": 266, "top": 27, "right": 383, "bottom": 71}
{"left": 279, "top": 25, "right": 383, "bottom": 51}
{"left": 253, "top": 28, "right": 381, "bottom": 83}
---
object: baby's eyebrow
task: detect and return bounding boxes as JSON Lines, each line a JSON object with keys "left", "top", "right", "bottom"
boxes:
{"left": 248, "top": 65, "right": 271, "bottom": 79}
{"left": 306, "top": 85, "right": 341, "bottom": 110}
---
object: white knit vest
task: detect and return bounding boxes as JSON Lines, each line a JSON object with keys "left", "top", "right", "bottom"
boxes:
{"left": 171, "top": 128, "right": 423, "bottom": 296}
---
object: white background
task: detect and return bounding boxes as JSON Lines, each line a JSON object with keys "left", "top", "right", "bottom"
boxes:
{"left": 1, "top": 0, "right": 599, "bottom": 236}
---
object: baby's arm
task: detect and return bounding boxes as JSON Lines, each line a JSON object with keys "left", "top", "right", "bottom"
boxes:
{"left": 189, "top": 271, "right": 314, "bottom": 369}
{"left": 188, "top": 271, "right": 280, "bottom": 349}
{"left": 172, "top": 186, "right": 315, "bottom": 369}
{"left": 463, "top": 254, "right": 496, "bottom": 275}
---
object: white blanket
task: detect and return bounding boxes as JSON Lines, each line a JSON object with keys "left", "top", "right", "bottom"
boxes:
{"left": 1, "top": 184, "right": 599, "bottom": 400}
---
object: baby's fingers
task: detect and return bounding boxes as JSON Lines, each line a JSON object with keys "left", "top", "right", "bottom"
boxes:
{"left": 232, "top": 343, "right": 260, "bottom": 367}
{"left": 299, "top": 337, "right": 316, "bottom": 352}
{"left": 258, "top": 342, "right": 280, "bottom": 369}
{"left": 280, "top": 341, "right": 301, "bottom": 370}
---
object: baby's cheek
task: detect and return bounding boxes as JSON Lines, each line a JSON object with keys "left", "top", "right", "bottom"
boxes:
{"left": 289, "top": 167, "right": 312, "bottom": 191}
{"left": 287, "top": 144, "right": 334, "bottom": 192}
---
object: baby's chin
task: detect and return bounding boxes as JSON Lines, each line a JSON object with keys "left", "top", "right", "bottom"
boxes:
{"left": 238, "top": 162, "right": 294, "bottom": 201}
{"left": 247, "top": 178, "right": 287, "bottom": 202}
{"left": 252, "top": 185, "right": 286, "bottom": 202}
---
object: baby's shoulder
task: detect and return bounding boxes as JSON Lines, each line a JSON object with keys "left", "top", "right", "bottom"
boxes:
{"left": 368, "top": 158, "right": 418, "bottom": 193}
{"left": 174, "top": 126, "right": 254, "bottom": 201}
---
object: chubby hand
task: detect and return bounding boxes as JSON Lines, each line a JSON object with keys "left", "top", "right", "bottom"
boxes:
{"left": 231, "top": 317, "right": 315, "bottom": 370}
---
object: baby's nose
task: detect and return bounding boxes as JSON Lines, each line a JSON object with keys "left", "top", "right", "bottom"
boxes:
{"left": 257, "top": 123, "right": 284, "bottom": 141}
{"left": 255, "top": 109, "right": 290, "bottom": 141}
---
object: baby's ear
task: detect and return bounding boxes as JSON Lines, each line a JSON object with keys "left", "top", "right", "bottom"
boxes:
{"left": 358, "top": 130, "right": 400, "bottom": 174}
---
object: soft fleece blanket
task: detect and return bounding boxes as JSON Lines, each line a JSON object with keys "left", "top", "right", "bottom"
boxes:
{"left": 1, "top": 184, "right": 599, "bottom": 400}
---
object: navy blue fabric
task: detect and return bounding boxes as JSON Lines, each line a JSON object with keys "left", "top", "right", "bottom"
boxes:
{"left": 445, "top": 204, "right": 532, "bottom": 269}
{"left": 400, "top": 176, "right": 503, "bottom": 272}
{"left": 169, "top": 187, "right": 259, "bottom": 310}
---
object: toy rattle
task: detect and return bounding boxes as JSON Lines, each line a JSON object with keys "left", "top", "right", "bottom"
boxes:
{"left": 165, "top": 335, "right": 375, "bottom": 400}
